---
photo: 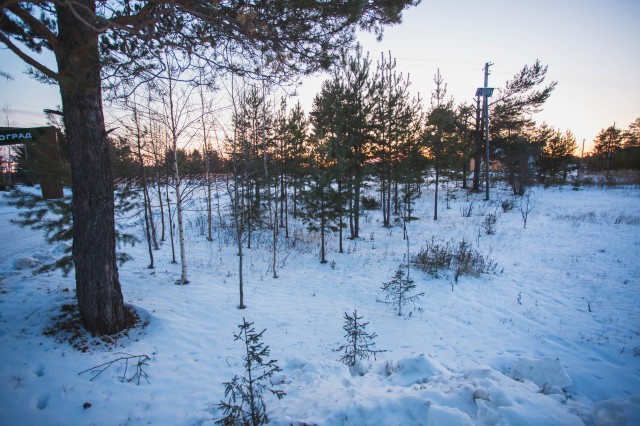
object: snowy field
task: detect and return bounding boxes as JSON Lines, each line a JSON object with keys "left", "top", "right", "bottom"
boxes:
{"left": 0, "top": 182, "right": 639, "bottom": 425}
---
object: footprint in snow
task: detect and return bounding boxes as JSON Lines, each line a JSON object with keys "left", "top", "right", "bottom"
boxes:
{"left": 35, "top": 365, "right": 45, "bottom": 377}
{"left": 36, "top": 395, "right": 49, "bottom": 410}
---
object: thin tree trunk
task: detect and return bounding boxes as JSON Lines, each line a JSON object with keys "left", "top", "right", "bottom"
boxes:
{"left": 293, "top": 185, "right": 297, "bottom": 217}
{"left": 172, "top": 149, "right": 188, "bottom": 284}
{"left": 199, "top": 83, "right": 214, "bottom": 242}
{"left": 338, "top": 179, "right": 343, "bottom": 253}
{"left": 164, "top": 63, "right": 188, "bottom": 285}
{"left": 233, "top": 152, "right": 246, "bottom": 309}
{"left": 284, "top": 180, "right": 289, "bottom": 238}
{"left": 165, "top": 152, "right": 177, "bottom": 264}
{"left": 434, "top": 132, "right": 440, "bottom": 221}
{"left": 462, "top": 160, "right": 468, "bottom": 189}
{"left": 206, "top": 154, "right": 213, "bottom": 241}
{"left": 353, "top": 169, "right": 361, "bottom": 238}
{"left": 260, "top": 89, "right": 276, "bottom": 278}
{"left": 320, "top": 206, "right": 326, "bottom": 264}
{"left": 272, "top": 182, "right": 278, "bottom": 277}
{"left": 134, "top": 114, "right": 154, "bottom": 268}
{"left": 393, "top": 180, "right": 399, "bottom": 216}
{"left": 150, "top": 111, "right": 166, "bottom": 242}
{"left": 472, "top": 96, "right": 482, "bottom": 192}
{"left": 56, "top": 0, "right": 126, "bottom": 334}
{"left": 155, "top": 154, "right": 166, "bottom": 242}
{"left": 146, "top": 186, "right": 159, "bottom": 250}
{"left": 279, "top": 163, "right": 285, "bottom": 228}
{"left": 133, "top": 100, "right": 158, "bottom": 252}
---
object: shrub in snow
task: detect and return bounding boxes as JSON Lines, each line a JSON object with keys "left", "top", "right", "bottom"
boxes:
{"left": 482, "top": 214, "right": 497, "bottom": 235}
{"left": 361, "top": 195, "right": 379, "bottom": 210}
{"left": 460, "top": 200, "right": 474, "bottom": 218}
{"left": 412, "top": 238, "right": 454, "bottom": 277}
{"left": 412, "top": 237, "right": 496, "bottom": 280}
{"left": 519, "top": 190, "right": 535, "bottom": 229}
{"left": 377, "top": 267, "right": 424, "bottom": 317}
{"left": 217, "top": 318, "right": 284, "bottom": 426}
{"left": 335, "top": 310, "right": 385, "bottom": 367}
{"left": 452, "top": 240, "right": 496, "bottom": 281}
{"left": 501, "top": 198, "right": 515, "bottom": 213}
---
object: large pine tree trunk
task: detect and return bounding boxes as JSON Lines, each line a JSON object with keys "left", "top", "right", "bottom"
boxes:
{"left": 56, "top": 0, "right": 127, "bottom": 335}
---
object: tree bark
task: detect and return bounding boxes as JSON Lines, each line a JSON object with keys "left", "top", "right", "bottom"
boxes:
{"left": 55, "top": 0, "right": 127, "bottom": 335}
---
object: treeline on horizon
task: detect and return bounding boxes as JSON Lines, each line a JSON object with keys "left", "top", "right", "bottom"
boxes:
{"left": 14, "top": 49, "right": 640, "bottom": 199}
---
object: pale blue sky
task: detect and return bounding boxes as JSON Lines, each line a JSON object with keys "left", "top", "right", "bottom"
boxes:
{"left": 1, "top": 0, "right": 639, "bottom": 151}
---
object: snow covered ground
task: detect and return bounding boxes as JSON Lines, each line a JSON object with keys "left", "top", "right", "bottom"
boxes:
{"left": 0, "top": 182, "right": 639, "bottom": 425}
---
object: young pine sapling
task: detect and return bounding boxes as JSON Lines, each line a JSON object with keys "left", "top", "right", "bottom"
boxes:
{"left": 217, "top": 318, "right": 285, "bottom": 426}
{"left": 482, "top": 213, "right": 497, "bottom": 235}
{"left": 378, "top": 267, "right": 424, "bottom": 317}
{"left": 334, "top": 310, "right": 386, "bottom": 367}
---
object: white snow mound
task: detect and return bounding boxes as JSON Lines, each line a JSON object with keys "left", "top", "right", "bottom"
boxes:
{"left": 591, "top": 396, "right": 640, "bottom": 426}
{"left": 270, "top": 355, "right": 583, "bottom": 425}
{"left": 508, "top": 356, "right": 572, "bottom": 392}
{"left": 384, "top": 354, "right": 449, "bottom": 386}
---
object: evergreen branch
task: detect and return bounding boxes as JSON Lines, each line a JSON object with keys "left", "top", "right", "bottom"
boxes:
{"left": 0, "top": 32, "right": 59, "bottom": 81}
{"left": 6, "top": 4, "right": 60, "bottom": 53}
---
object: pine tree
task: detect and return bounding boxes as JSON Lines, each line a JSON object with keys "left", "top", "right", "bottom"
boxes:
{"left": 593, "top": 125, "right": 623, "bottom": 174}
{"left": 378, "top": 267, "right": 424, "bottom": 317}
{"left": 490, "top": 61, "right": 557, "bottom": 195}
{"left": 310, "top": 77, "right": 350, "bottom": 252}
{"left": 217, "top": 318, "right": 285, "bottom": 426}
{"left": 623, "top": 117, "right": 640, "bottom": 149}
{"left": 452, "top": 102, "right": 477, "bottom": 189}
{"left": 370, "top": 51, "right": 422, "bottom": 226}
{"left": 425, "top": 71, "right": 456, "bottom": 220}
{"left": 312, "top": 46, "right": 373, "bottom": 240}
{"left": 300, "top": 138, "right": 344, "bottom": 264}
{"left": 334, "top": 310, "right": 385, "bottom": 367}
{"left": 537, "top": 125, "right": 577, "bottom": 184}
{"left": 280, "top": 101, "right": 308, "bottom": 228}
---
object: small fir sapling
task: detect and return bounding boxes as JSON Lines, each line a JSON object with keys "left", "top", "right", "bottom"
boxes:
{"left": 378, "top": 267, "right": 424, "bottom": 317}
{"left": 334, "top": 310, "right": 386, "bottom": 367}
{"left": 482, "top": 213, "right": 497, "bottom": 235}
{"left": 217, "top": 318, "right": 284, "bottom": 426}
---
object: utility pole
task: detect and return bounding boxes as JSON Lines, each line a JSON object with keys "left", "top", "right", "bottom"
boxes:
{"left": 483, "top": 62, "right": 493, "bottom": 201}
{"left": 578, "top": 138, "right": 585, "bottom": 180}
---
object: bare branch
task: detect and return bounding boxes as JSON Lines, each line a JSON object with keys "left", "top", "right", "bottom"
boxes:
{"left": 78, "top": 353, "right": 150, "bottom": 384}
